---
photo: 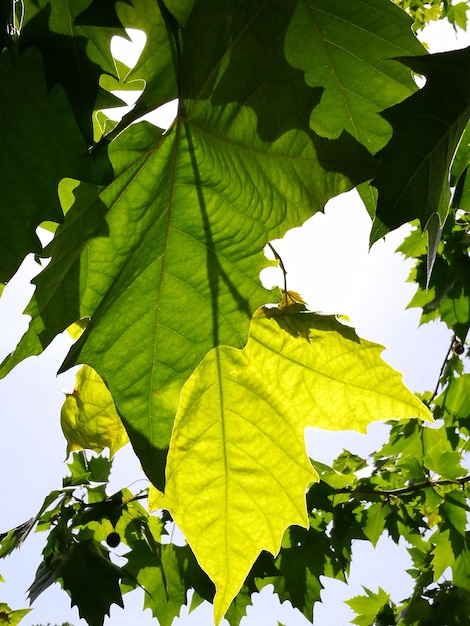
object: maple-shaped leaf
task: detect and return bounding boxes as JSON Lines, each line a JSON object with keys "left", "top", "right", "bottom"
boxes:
{"left": 60, "top": 365, "right": 129, "bottom": 458}
{"left": 259, "top": 524, "right": 333, "bottom": 622}
{"left": 153, "top": 307, "right": 432, "bottom": 622}
{"left": 371, "top": 47, "right": 470, "bottom": 242}
{"left": 19, "top": 0, "right": 127, "bottom": 143}
{"left": 0, "top": 47, "right": 102, "bottom": 285}
{"left": 122, "top": 541, "right": 187, "bottom": 626}
{"left": 285, "top": 0, "right": 425, "bottom": 153}
{"left": 58, "top": 539, "right": 124, "bottom": 626}
{"left": 346, "top": 587, "right": 393, "bottom": 626}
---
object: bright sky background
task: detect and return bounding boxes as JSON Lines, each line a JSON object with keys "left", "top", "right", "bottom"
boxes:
{"left": 1, "top": 10, "right": 470, "bottom": 626}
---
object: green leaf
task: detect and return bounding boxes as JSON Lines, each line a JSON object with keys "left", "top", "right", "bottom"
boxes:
{"left": 371, "top": 47, "right": 470, "bottom": 241}
{"left": 0, "top": 519, "right": 36, "bottom": 559}
{"left": 265, "top": 524, "right": 338, "bottom": 621}
{"left": 438, "top": 373, "right": 470, "bottom": 417}
{"left": 20, "top": 0, "right": 126, "bottom": 142}
{"left": 2, "top": 0, "right": 377, "bottom": 489}
{"left": 363, "top": 502, "right": 388, "bottom": 547}
{"left": 0, "top": 47, "right": 98, "bottom": 284}
{"left": 0, "top": 604, "right": 31, "bottom": 626}
{"left": 60, "top": 365, "right": 129, "bottom": 458}
{"left": 431, "top": 529, "right": 454, "bottom": 581}
{"left": 285, "top": 0, "right": 425, "bottom": 153}
{"left": 123, "top": 541, "right": 186, "bottom": 626}
{"left": 157, "top": 306, "right": 431, "bottom": 622}
{"left": 30, "top": 539, "right": 123, "bottom": 626}
{"left": 346, "top": 587, "right": 393, "bottom": 626}
{"left": 104, "top": 0, "right": 181, "bottom": 137}
{"left": 453, "top": 536, "right": 470, "bottom": 592}
{"left": 423, "top": 426, "right": 465, "bottom": 480}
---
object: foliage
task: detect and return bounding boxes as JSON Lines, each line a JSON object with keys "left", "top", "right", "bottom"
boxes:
{"left": 394, "top": 0, "right": 469, "bottom": 31}
{"left": 1, "top": 0, "right": 470, "bottom": 625}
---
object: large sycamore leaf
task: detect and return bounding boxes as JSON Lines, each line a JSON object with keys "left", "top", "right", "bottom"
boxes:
{"left": 371, "top": 47, "right": 470, "bottom": 242}
{"left": 1, "top": 0, "right": 377, "bottom": 489}
{"left": 155, "top": 306, "right": 432, "bottom": 622}
{"left": 285, "top": 0, "right": 425, "bottom": 153}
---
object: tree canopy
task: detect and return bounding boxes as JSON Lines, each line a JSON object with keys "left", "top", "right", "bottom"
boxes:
{"left": 1, "top": 1, "right": 470, "bottom": 625}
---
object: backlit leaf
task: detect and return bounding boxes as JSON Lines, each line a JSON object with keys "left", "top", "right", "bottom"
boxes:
{"left": 286, "top": 0, "right": 425, "bottom": 153}
{"left": 346, "top": 587, "right": 392, "bottom": 626}
{"left": 158, "top": 306, "right": 431, "bottom": 622}
{"left": 60, "top": 365, "right": 129, "bottom": 458}
{"left": 371, "top": 47, "right": 470, "bottom": 241}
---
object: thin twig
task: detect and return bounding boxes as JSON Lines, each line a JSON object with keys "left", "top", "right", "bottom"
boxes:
{"left": 335, "top": 474, "right": 470, "bottom": 498}
{"left": 268, "top": 243, "right": 288, "bottom": 294}
{"left": 426, "top": 334, "right": 456, "bottom": 406}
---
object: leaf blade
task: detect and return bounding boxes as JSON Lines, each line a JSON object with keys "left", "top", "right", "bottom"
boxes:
{"left": 161, "top": 308, "right": 432, "bottom": 621}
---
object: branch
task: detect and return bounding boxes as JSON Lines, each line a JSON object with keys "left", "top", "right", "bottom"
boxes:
{"left": 426, "top": 334, "right": 455, "bottom": 406}
{"left": 335, "top": 474, "right": 470, "bottom": 498}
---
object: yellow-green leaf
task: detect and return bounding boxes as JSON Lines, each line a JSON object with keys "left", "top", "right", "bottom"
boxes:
{"left": 158, "top": 306, "right": 432, "bottom": 623}
{"left": 60, "top": 365, "right": 129, "bottom": 458}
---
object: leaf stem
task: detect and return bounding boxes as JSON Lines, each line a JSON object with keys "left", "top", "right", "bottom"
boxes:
{"left": 268, "top": 243, "right": 287, "bottom": 293}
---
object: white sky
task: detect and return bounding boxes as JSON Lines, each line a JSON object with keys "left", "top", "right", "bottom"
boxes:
{"left": 1, "top": 9, "right": 469, "bottom": 626}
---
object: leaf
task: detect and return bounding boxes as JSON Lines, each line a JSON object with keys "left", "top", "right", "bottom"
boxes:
{"left": 438, "top": 373, "right": 470, "bottom": 417}
{"left": 264, "top": 523, "right": 338, "bottom": 622}
{"left": 423, "top": 426, "right": 465, "bottom": 480}
{"left": 20, "top": 0, "right": 126, "bottom": 143}
{"left": 0, "top": 47, "right": 101, "bottom": 284}
{"left": 34, "top": 539, "right": 124, "bottom": 626}
{"left": 0, "top": 604, "right": 31, "bottom": 626}
{"left": 285, "top": 0, "right": 425, "bottom": 153}
{"left": 103, "top": 0, "right": 181, "bottom": 137}
{"left": 122, "top": 541, "right": 186, "bottom": 626}
{"left": 0, "top": 519, "right": 36, "bottom": 559}
{"left": 363, "top": 502, "right": 388, "bottom": 547}
{"left": 159, "top": 307, "right": 432, "bottom": 622}
{"left": 371, "top": 47, "right": 470, "bottom": 242}
{"left": 346, "top": 587, "right": 392, "bottom": 626}
{"left": 60, "top": 365, "right": 129, "bottom": 458}
{"left": 431, "top": 529, "right": 454, "bottom": 581}
{"left": 2, "top": 0, "right": 377, "bottom": 489}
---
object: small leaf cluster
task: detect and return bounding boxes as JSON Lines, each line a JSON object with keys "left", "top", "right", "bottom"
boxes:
{"left": 0, "top": 453, "right": 211, "bottom": 626}
{"left": 394, "top": 0, "right": 469, "bottom": 31}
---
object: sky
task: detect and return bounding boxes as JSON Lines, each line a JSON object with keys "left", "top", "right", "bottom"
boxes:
{"left": 1, "top": 10, "right": 470, "bottom": 626}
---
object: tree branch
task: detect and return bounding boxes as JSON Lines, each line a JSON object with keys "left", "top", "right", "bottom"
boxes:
{"left": 335, "top": 474, "right": 470, "bottom": 498}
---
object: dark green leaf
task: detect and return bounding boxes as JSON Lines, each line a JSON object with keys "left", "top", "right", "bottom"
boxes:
{"left": 371, "top": 47, "right": 470, "bottom": 241}
{"left": 0, "top": 47, "right": 101, "bottom": 284}
{"left": 20, "top": 0, "right": 125, "bottom": 143}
